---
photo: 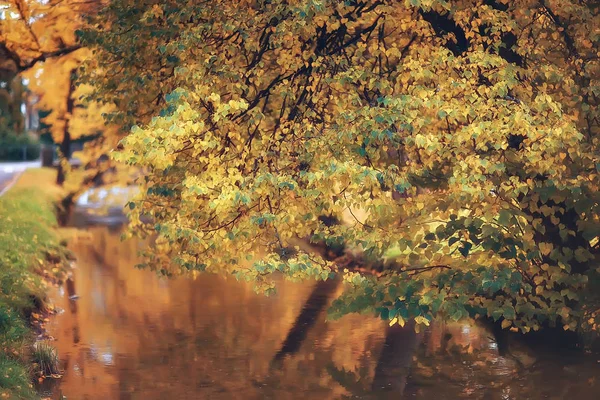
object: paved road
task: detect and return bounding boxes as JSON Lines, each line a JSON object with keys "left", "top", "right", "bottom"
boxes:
{"left": 0, "top": 160, "right": 41, "bottom": 195}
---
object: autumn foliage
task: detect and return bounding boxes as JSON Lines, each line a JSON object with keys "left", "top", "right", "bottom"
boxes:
{"left": 78, "top": 0, "right": 600, "bottom": 333}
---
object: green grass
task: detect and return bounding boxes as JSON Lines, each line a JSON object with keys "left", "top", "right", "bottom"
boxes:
{"left": 0, "top": 168, "right": 66, "bottom": 399}
{"left": 0, "top": 358, "right": 33, "bottom": 399}
{"left": 31, "top": 342, "right": 60, "bottom": 377}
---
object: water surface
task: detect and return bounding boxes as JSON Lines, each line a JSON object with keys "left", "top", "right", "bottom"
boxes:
{"left": 38, "top": 225, "right": 600, "bottom": 399}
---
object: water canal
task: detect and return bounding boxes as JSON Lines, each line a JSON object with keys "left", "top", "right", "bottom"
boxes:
{"left": 37, "top": 220, "right": 600, "bottom": 399}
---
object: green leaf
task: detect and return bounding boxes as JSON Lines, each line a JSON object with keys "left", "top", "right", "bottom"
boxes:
{"left": 498, "top": 209, "right": 512, "bottom": 226}
{"left": 458, "top": 241, "right": 473, "bottom": 257}
{"left": 424, "top": 233, "right": 436, "bottom": 241}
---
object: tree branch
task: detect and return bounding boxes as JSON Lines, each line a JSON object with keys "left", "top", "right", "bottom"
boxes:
{"left": 18, "top": 45, "right": 83, "bottom": 71}
{"left": 0, "top": 42, "right": 82, "bottom": 73}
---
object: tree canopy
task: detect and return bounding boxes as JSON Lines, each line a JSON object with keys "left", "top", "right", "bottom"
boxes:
{"left": 1, "top": 0, "right": 124, "bottom": 187}
{"left": 0, "top": 0, "right": 87, "bottom": 75}
{"left": 81, "top": 0, "right": 600, "bottom": 334}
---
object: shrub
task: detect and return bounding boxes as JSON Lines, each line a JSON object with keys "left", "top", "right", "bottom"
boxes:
{"left": 0, "top": 131, "right": 41, "bottom": 161}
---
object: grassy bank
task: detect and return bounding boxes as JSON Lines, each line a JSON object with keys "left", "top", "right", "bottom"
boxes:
{"left": 0, "top": 168, "right": 68, "bottom": 399}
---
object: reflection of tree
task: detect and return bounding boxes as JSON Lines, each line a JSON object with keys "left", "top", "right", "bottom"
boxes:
{"left": 371, "top": 322, "right": 421, "bottom": 397}
{"left": 46, "top": 226, "right": 417, "bottom": 399}
{"left": 403, "top": 322, "right": 520, "bottom": 399}
{"left": 325, "top": 361, "right": 371, "bottom": 397}
{"left": 272, "top": 279, "right": 340, "bottom": 365}
{"left": 46, "top": 227, "right": 329, "bottom": 398}
{"left": 44, "top": 226, "right": 600, "bottom": 400}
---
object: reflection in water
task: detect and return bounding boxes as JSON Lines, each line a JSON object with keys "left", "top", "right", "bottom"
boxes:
{"left": 372, "top": 323, "right": 420, "bottom": 397}
{"left": 38, "top": 226, "right": 600, "bottom": 399}
{"left": 272, "top": 279, "right": 341, "bottom": 366}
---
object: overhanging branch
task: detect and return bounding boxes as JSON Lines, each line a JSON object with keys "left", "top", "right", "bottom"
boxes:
{"left": 18, "top": 45, "right": 83, "bottom": 71}
{"left": 0, "top": 42, "right": 82, "bottom": 74}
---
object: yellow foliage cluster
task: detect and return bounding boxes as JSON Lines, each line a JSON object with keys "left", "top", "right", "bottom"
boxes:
{"left": 80, "top": 0, "right": 600, "bottom": 331}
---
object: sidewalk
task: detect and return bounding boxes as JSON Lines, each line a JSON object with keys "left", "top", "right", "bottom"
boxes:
{"left": 0, "top": 160, "right": 41, "bottom": 196}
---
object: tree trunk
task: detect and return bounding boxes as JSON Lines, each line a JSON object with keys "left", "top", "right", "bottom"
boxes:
{"left": 6, "top": 75, "right": 25, "bottom": 134}
{"left": 57, "top": 68, "right": 76, "bottom": 186}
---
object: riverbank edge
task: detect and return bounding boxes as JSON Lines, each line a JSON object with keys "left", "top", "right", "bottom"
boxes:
{"left": 0, "top": 168, "right": 72, "bottom": 399}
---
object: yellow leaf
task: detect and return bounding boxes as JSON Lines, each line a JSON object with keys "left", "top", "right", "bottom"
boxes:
{"left": 539, "top": 242, "right": 553, "bottom": 256}
{"left": 535, "top": 286, "right": 544, "bottom": 295}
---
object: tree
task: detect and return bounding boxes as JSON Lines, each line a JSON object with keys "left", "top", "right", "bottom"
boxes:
{"left": 23, "top": 50, "right": 117, "bottom": 183}
{"left": 0, "top": 0, "right": 85, "bottom": 75}
{"left": 0, "top": 75, "right": 24, "bottom": 136}
{"left": 1, "top": 0, "right": 107, "bottom": 183}
{"left": 1, "top": 0, "right": 87, "bottom": 143}
{"left": 84, "top": 0, "right": 600, "bottom": 334}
